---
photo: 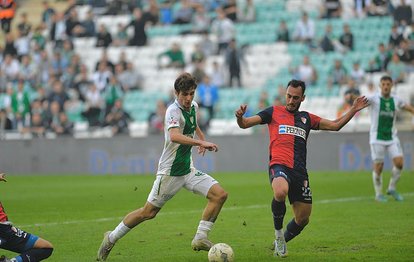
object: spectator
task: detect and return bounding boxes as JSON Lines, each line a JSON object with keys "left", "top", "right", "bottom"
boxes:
{"left": 0, "top": 0, "right": 16, "bottom": 33}
{"left": 96, "top": 24, "right": 112, "bottom": 48}
{"left": 148, "top": 100, "right": 167, "bottom": 134}
{"left": 172, "top": 0, "right": 194, "bottom": 24}
{"left": 197, "top": 75, "right": 219, "bottom": 127}
{"left": 292, "top": 56, "right": 318, "bottom": 86}
{"left": 238, "top": 0, "right": 256, "bottom": 23}
{"left": 367, "top": 43, "right": 392, "bottom": 72}
{"left": 17, "top": 12, "right": 32, "bottom": 37}
{"left": 293, "top": 12, "right": 315, "bottom": 45}
{"left": 339, "top": 23, "right": 354, "bottom": 51}
{"left": 81, "top": 9, "right": 96, "bottom": 37}
{"left": 321, "top": 0, "right": 342, "bottom": 19}
{"left": 116, "top": 62, "right": 143, "bottom": 91}
{"left": 65, "top": 8, "right": 84, "bottom": 37}
{"left": 0, "top": 109, "right": 12, "bottom": 131}
{"left": 199, "top": 31, "right": 216, "bottom": 57}
{"left": 41, "top": 0, "right": 56, "bottom": 28}
{"left": 104, "top": 99, "right": 131, "bottom": 135}
{"left": 82, "top": 83, "right": 104, "bottom": 127}
{"left": 320, "top": 24, "right": 335, "bottom": 52}
{"left": 19, "top": 55, "right": 37, "bottom": 87}
{"left": 328, "top": 59, "right": 348, "bottom": 87}
{"left": 142, "top": 0, "right": 160, "bottom": 25}
{"left": 387, "top": 53, "right": 407, "bottom": 83}
{"left": 189, "top": 5, "right": 210, "bottom": 34}
{"left": 349, "top": 61, "right": 366, "bottom": 84}
{"left": 52, "top": 112, "right": 73, "bottom": 135}
{"left": 113, "top": 23, "right": 129, "bottom": 47}
{"left": 32, "top": 25, "right": 47, "bottom": 50}
{"left": 397, "top": 39, "right": 414, "bottom": 71}
{"left": 15, "top": 30, "right": 31, "bottom": 60}
{"left": 393, "top": 0, "right": 412, "bottom": 26}
{"left": 92, "top": 63, "right": 112, "bottom": 92}
{"left": 45, "top": 100, "right": 62, "bottom": 131}
{"left": 367, "top": 0, "right": 389, "bottom": 16}
{"left": 104, "top": 75, "right": 124, "bottom": 114}
{"left": 223, "top": 0, "right": 238, "bottom": 22}
{"left": 225, "top": 39, "right": 246, "bottom": 87}
{"left": 276, "top": 20, "right": 290, "bottom": 42}
{"left": 50, "top": 50, "right": 69, "bottom": 77}
{"left": 211, "top": 7, "right": 235, "bottom": 54}
{"left": 337, "top": 79, "right": 361, "bottom": 117}
{"left": 389, "top": 24, "right": 404, "bottom": 49}
{"left": 126, "top": 8, "right": 147, "bottom": 46}
{"left": 158, "top": 42, "right": 186, "bottom": 69}
{"left": 11, "top": 80, "right": 31, "bottom": 130}
{"left": 208, "top": 61, "right": 225, "bottom": 88}
{"left": 353, "top": 0, "right": 369, "bottom": 18}
{"left": 95, "top": 50, "right": 115, "bottom": 72}
{"left": 47, "top": 80, "right": 69, "bottom": 110}
{"left": 1, "top": 54, "right": 20, "bottom": 82}
{"left": 21, "top": 112, "right": 46, "bottom": 137}
{"left": 50, "top": 12, "right": 68, "bottom": 49}
{"left": 3, "top": 33, "right": 17, "bottom": 57}
{"left": 191, "top": 43, "right": 205, "bottom": 64}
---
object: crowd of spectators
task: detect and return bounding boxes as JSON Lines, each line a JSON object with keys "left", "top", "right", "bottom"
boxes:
{"left": 0, "top": 0, "right": 413, "bottom": 138}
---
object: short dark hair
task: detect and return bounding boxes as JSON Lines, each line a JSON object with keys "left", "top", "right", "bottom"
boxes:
{"left": 174, "top": 72, "right": 198, "bottom": 93}
{"left": 286, "top": 79, "right": 306, "bottom": 95}
{"left": 380, "top": 75, "right": 393, "bottom": 82}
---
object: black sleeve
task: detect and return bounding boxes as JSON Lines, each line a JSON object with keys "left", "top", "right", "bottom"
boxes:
{"left": 256, "top": 106, "right": 273, "bottom": 125}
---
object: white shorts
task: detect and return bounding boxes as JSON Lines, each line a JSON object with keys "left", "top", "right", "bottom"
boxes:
{"left": 370, "top": 140, "right": 403, "bottom": 163}
{"left": 147, "top": 168, "right": 219, "bottom": 208}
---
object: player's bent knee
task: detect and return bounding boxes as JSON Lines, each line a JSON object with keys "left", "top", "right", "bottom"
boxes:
{"left": 296, "top": 217, "right": 309, "bottom": 227}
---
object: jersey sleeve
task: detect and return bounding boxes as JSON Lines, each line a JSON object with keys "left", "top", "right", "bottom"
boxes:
{"left": 257, "top": 106, "right": 274, "bottom": 124}
{"left": 309, "top": 112, "right": 321, "bottom": 130}
{"left": 165, "top": 107, "right": 181, "bottom": 130}
{"left": 394, "top": 96, "right": 407, "bottom": 110}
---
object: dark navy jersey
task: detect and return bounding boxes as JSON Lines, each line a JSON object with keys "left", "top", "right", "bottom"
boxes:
{"left": 257, "top": 105, "right": 321, "bottom": 174}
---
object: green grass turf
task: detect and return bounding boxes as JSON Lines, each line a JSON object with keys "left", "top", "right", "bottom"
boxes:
{"left": 0, "top": 171, "right": 413, "bottom": 261}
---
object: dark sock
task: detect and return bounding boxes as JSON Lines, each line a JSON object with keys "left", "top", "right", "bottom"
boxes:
{"left": 271, "top": 198, "right": 286, "bottom": 230}
{"left": 18, "top": 248, "right": 53, "bottom": 262}
{"left": 284, "top": 219, "right": 305, "bottom": 242}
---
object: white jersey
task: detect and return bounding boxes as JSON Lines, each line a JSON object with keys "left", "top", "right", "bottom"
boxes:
{"left": 367, "top": 93, "right": 406, "bottom": 145}
{"left": 157, "top": 100, "right": 198, "bottom": 176}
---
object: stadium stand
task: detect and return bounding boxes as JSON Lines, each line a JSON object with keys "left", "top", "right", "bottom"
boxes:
{"left": 0, "top": 0, "right": 413, "bottom": 139}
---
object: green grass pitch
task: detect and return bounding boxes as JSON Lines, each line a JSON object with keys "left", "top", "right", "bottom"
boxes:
{"left": 1, "top": 171, "right": 413, "bottom": 261}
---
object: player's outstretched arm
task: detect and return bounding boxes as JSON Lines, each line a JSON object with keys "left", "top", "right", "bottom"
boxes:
{"left": 235, "top": 104, "right": 262, "bottom": 129}
{"left": 402, "top": 104, "right": 414, "bottom": 114}
{"left": 0, "top": 173, "right": 6, "bottom": 182}
{"left": 319, "top": 96, "right": 369, "bottom": 131}
{"left": 169, "top": 127, "right": 218, "bottom": 152}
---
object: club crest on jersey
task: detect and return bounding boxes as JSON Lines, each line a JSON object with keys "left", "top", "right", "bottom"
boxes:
{"left": 279, "top": 125, "right": 306, "bottom": 140}
{"left": 301, "top": 117, "right": 307, "bottom": 124}
{"left": 168, "top": 116, "right": 178, "bottom": 126}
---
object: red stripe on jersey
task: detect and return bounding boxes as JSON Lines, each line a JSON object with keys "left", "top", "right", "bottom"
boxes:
{"left": 0, "top": 201, "right": 8, "bottom": 222}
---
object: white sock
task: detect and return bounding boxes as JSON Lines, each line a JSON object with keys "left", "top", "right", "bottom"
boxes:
{"left": 275, "top": 229, "right": 284, "bottom": 239}
{"left": 372, "top": 171, "right": 382, "bottom": 197}
{"left": 109, "top": 221, "right": 131, "bottom": 243}
{"left": 388, "top": 166, "right": 402, "bottom": 191}
{"left": 195, "top": 220, "right": 214, "bottom": 240}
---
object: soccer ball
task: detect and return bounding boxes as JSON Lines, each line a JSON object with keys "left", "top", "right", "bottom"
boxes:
{"left": 208, "top": 243, "right": 234, "bottom": 262}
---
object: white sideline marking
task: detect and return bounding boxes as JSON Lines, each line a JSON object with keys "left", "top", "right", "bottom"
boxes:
{"left": 19, "top": 192, "right": 414, "bottom": 228}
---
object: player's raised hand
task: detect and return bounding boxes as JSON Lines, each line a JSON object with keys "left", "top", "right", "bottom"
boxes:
{"left": 0, "top": 173, "right": 7, "bottom": 182}
{"left": 352, "top": 96, "right": 369, "bottom": 112}
{"left": 235, "top": 104, "right": 248, "bottom": 118}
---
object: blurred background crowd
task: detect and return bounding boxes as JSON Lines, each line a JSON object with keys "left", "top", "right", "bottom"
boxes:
{"left": 0, "top": 0, "right": 413, "bottom": 138}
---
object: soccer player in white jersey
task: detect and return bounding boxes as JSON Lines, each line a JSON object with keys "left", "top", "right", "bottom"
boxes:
{"left": 367, "top": 75, "right": 414, "bottom": 202}
{"left": 97, "top": 73, "right": 228, "bottom": 261}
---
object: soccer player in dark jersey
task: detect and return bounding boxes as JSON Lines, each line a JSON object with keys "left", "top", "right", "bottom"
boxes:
{"left": 235, "top": 80, "right": 369, "bottom": 257}
{"left": 0, "top": 173, "right": 53, "bottom": 262}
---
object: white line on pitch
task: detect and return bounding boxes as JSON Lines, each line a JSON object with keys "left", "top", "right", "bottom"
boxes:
{"left": 18, "top": 192, "right": 414, "bottom": 228}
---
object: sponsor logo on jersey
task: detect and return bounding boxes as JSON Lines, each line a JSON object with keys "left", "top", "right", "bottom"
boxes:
{"left": 279, "top": 125, "right": 306, "bottom": 140}
{"left": 301, "top": 117, "right": 307, "bottom": 124}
